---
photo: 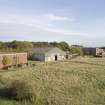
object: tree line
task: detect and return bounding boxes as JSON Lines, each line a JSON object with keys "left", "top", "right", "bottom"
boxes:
{"left": 0, "top": 40, "right": 84, "bottom": 56}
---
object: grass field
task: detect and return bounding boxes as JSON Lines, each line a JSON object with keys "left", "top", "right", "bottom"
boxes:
{"left": 0, "top": 56, "right": 105, "bottom": 105}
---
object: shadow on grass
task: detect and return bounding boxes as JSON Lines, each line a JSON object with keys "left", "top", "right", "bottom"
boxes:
{"left": 0, "top": 88, "right": 28, "bottom": 105}
{"left": 0, "top": 87, "right": 13, "bottom": 99}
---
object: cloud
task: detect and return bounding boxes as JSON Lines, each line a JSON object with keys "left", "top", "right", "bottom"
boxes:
{"left": 0, "top": 12, "right": 72, "bottom": 26}
{"left": 46, "top": 14, "right": 73, "bottom": 21}
{"left": 0, "top": 12, "right": 91, "bottom": 39}
{"left": 0, "top": 22, "right": 105, "bottom": 47}
{"left": 0, "top": 22, "right": 88, "bottom": 37}
{"left": 40, "top": 27, "right": 90, "bottom": 37}
{"left": 0, "top": 12, "right": 101, "bottom": 39}
{"left": 0, "top": 12, "right": 105, "bottom": 47}
{"left": 0, "top": 12, "right": 77, "bottom": 36}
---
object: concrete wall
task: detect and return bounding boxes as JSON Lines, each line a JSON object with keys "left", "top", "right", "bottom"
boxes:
{"left": 83, "top": 48, "right": 105, "bottom": 57}
{"left": 83, "top": 48, "right": 96, "bottom": 55}
{"left": 32, "top": 47, "right": 66, "bottom": 61}
{"left": 32, "top": 53, "right": 45, "bottom": 61}
{"left": 45, "top": 53, "right": 65, "bottom": 61}
{"left": 33, "top": 53, "right": 65, "bottom": 62}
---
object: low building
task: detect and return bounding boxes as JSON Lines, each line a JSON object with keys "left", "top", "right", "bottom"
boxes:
{"left": 0, "top": 52, "right": 27, "bottom": 69}
{"left": 83, "top": 47, "right": 105, "bottom": 57}
{"left": 32, "top": 47, "right": 66, "bottom": 61}
{"left": 65, "top": 51, "right": 78, "bottom": 59}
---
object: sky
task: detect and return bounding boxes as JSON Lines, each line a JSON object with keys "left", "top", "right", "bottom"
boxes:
{"left": 0, "top": 0, "right": 105, "bottom": 47}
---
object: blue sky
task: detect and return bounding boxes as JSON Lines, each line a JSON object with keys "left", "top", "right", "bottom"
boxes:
{"left": 0, "top": 0, "right": 105, "bottom": 47}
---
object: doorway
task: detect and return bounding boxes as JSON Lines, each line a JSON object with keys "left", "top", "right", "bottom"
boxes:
{"left": 66, "top": 54, "right": 69, "bottom": 59}
{"left": 55, "top": 55, "right": 58, "bottom": 61}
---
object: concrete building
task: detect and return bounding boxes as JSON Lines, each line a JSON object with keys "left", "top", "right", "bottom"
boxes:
{"left": 83, "top": 47, "right": 105, "bottom": 57}
{"left": 32, "top": 47, "right": 66, "bottom": 61}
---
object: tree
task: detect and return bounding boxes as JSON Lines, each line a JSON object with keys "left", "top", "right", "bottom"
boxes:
{"left": 50, "top": 42, "right": 58, "bottom": 47}
{"left": 57, "top": 41, "right": 70, "bottom": 51}
{"left": 0, "top": 42, "right": 7, "bottom": 51}
{"left": 70, "top": 47, "right": 84, "bottom": 56}
{"left": 10, "top": 41, "right": 33, "bottom": 51}
{"left": 32, "top": 42, "right": 50, "bottom": 48}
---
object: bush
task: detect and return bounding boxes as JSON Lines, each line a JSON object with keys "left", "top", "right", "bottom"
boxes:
{"left": 2, "top": 56, "right": 13, "bottom": 66}
{"left": 9, "top": 80, "right": 37, "bottom": 102}
{"left": 70, "top": 47, "right": 84, "bottom": 56}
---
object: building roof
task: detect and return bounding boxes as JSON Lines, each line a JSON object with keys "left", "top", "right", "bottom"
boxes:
{"left": 33, "top": 47, "right": 53, "bottom": 54}
{"left": 33, "top": 47, "right": 66, "bottom": 55}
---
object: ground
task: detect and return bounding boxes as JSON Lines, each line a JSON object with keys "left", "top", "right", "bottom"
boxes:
{"left": 0, "top": 56, "right": 105, "bottom": 105}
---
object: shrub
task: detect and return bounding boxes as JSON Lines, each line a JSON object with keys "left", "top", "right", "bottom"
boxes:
{"left": 2, "top": 56, "right": 13, "bottom": 66}
{"left": 9, "top": 80, "right": 37, "bottom": 102}
{"left": 70, "top": 47, "right": 84, "bottom": 56}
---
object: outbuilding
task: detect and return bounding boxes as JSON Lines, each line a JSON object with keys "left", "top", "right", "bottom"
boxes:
{"left": 32, "top": 47, "right": 66, "bottom": 61}
{"left": 83, "top": 47, "right": 105, "bottom": 57}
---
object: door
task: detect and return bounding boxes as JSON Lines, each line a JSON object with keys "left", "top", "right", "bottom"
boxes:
{"left": 55, "top": 55, "right": 58, "bottom": 61}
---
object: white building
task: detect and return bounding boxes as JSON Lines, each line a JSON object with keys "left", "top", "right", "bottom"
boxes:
{"left": 32, "top": 47, "right": 66, "bottom": 61}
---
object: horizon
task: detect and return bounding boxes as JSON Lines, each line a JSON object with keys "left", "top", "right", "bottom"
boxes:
{"left": 0, "top": 0, "right": 105, "bottom": 47}
{"left": 0, "top": 40, "right": 105, "bottom": 48}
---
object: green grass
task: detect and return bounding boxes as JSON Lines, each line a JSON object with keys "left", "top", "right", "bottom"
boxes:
{"left": 0, "top": 56, "right": 105, "bottom": 105}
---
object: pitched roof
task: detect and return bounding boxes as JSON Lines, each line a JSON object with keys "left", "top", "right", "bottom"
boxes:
{"left": 33, "top": 47, "right": 65, "bottom": 55}
{"left": 33, "top": 47, "right": 53, "bottom": 54}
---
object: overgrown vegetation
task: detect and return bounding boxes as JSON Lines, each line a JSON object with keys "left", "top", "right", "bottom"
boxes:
{"left": 9, "top": 80, "right": 37, "bottom": 101}
{"left": 0, "top": 57, "right": 105, "bottom": 105}
{"left": 2, "top": 56, "right": 13, "bottom": 66}
{"left": 70, "top": 46, "right": 84, "bottom": 56}
{"left": 0, "top": 41, "right": 84, "bottom": 56}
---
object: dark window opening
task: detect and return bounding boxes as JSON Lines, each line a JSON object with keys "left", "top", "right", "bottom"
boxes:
{"left": 55, "top": 55, "right": 58, "bottom": 61}
{"left": 66, "top": 55, "right": 69, "bottom": 59}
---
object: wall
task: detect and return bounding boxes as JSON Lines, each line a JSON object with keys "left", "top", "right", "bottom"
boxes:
{"left": 83, "top": 48, "right": 105, "bottom": 57}
{"left": 0, "top": 53, "right": 27, "bottom": 69}
{"left": 32, "top": 53, "right": 45, "bottom": 61}
{"left": 45, "top": 53, "right": 65, "bottom": 61}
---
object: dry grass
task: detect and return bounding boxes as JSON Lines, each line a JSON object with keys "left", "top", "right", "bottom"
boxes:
{"left": 0, "top": 56, "right": 105, "bottom": 105}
